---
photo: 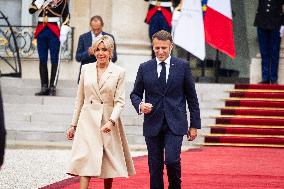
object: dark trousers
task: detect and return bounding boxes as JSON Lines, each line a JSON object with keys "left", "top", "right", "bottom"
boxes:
{"left": 145, "top": 118, "right": 183, "bottom": 189}
{"left": 37, "top": 27, "right": 60, "bottom": 87}
{"left": 149, "top": 11, "right": 171, "bottom": 58}
{"left": 257, "top": 27, "right": 281, "bottom": 83}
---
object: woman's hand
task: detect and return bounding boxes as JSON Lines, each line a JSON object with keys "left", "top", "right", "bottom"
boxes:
{"left": 100, "top": 121, "right": 113, "bottom": 133}
{"left": 66, "top": 126, "right": 76, "bottom": 140}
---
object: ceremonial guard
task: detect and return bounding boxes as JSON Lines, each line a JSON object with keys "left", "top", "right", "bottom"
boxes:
{"left": 144, "top": 0, "right": 180, "bottom": 58}
{"left": 254, "top": 0, "right": 284, "bottom": 84}
{"left": 29, "top": 0, "right": 70, "bottom": 96}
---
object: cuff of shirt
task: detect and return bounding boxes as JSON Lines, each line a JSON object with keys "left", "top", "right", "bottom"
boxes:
{"left": 138, "top": 101, "right": 143, "bottom": 115}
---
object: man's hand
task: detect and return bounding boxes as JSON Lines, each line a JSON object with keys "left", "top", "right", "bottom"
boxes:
{"left": 280, "top": 26, "right": 284, "bottom": 37}
{"left": 88, "top": 47, "right": 94, "bottom": 56}
{"left": 100, "top": 121, "right": 113, "bottom": 133}
{"left": 187, "top": 128, "right": 197, "bottom": 141}
{"left": 140, "top": 102, "right": 153, "bottom": 114}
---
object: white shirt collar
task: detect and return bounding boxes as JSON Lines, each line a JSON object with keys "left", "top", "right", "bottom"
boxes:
{"left": 156, "top": 55, "right": 171, "bottom": 65}
{"left": 91, "top": 31, "right": 103, "bottom": 38}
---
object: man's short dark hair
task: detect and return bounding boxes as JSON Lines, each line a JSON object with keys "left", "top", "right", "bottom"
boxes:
{"left": 90, "top": 15, "right": 104, "bottom": 26}
{"left": 152, "top": 30, "right": 173, "bottom": 43}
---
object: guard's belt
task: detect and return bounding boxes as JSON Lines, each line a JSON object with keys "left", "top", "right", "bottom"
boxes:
{"left": 38, "top": 17, "right": 60, "bottom": 23}
{"left": 150, "top": 1, "right": 172, "bottom": 7}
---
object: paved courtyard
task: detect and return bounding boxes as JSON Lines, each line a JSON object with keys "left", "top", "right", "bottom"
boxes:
{"left": 0, "top": 148, "right": 147, "bottom": 189}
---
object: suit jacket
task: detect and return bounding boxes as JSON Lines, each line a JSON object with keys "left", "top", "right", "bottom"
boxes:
{"left": 254, "top": 0, "right": 284, "bottom": 30}
{"left": 68, "top": 62, "right": 135, "bottom": 177}
{"left": 75, "top": 31, "right": 117, "bottom": 65}
{"left": 0, "top": 87, "right": 6, "bottom": 166}
{"left": 130, "top": 57, "right": 201, "bottom": 137}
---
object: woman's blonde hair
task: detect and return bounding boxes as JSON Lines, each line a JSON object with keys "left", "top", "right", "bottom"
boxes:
{"left": 92, "top": 35, "right": 114, "bottom": 58}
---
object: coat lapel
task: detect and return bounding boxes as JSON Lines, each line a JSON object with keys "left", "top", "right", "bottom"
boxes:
{"left": 148, "top": 60, "right": 161, "bottom": 92}
{"left": 86, "top": 31, "right": 92, "bottom": 48}
{"left": 165, "top": 57, "right": 177, "bottom": 93}
{"left": 90, "top": 63, "right": 103, "bottom": 101}
{"left": 98, "top": 63, "right": 113, "bottom": 90}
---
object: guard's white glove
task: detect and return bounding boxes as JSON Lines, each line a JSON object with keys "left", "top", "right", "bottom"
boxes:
{"left": 59, "top": 25, "right": 71, "bottom": 45}
{"left": 34, "top": 0, "right": 45, "bottom": 9}
{"left": 280, "top": 25, "right": 284, "bottom": 37}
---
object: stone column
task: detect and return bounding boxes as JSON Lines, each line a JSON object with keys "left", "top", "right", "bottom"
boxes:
{"left": 70, "top": 0, "right": 92, "bottom": 52}
{"left": 21, "top": 0, "right": 33, "bottom": 25}
{"left": 111, "top": 0, "right": 151, "bottom": 81}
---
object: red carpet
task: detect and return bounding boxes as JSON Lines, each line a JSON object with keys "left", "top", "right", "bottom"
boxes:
{"left": 225, "top": 100, "right": 284, "bottom": 108}
{"left": 211, "top": 127, "right": 284, "bottom": 135}
{"left": 205, "top": 84, "right": 284, "bottom": 147}
{"left": 235, "top": 83, "right": 284, "bottom": 90}
{"left": 230, "top": 92, "right": 284, "bottom": 99}
{"left": 221, "top": 108, "right": 284, "bottom": 117}
{"left": 216, "top": 117, "right": 284, "bottom": 126}
{"left": 205, "top": 136, "right": 284, "bottom": 144}
{"left": 40, "top": 147, "right": 284, "bottom": 189}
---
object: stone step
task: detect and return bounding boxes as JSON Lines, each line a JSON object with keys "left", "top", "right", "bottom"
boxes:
{"left": 6, "top": 128, "right": 207, "bottom": 146}
{"left": 7, "top": 129, "right": 67, "bottom": 142}
{"left": 1, "top": 77, "right": 227, "bottom": 145}
{"left": 5, "top": 117, "right": 210, "bottom": 144}
{"left": 1, "top": 77, "right": 77, "bottom": 88}
{"left": 4, "top": 103, "right": 74, "bottom": 114}
{"left": 2, "top": 87, "right": 77, "bottom": 97}
{"left": 5, "top": 112, "right": 72, "bottom": 124}
{"left": 199, "top": 101, "right": 225, "bottom": 109}
{"left": 1, "top": 78, "right": 233, "bottom": 97}
{"left": 6, "top": 121, "right": 68, "bottom": 132}
{"left": 1, "top": 77, "right": 135, "bottom": 93}
{"left": 6, "top": 120, "right": 144, "bottom": 132}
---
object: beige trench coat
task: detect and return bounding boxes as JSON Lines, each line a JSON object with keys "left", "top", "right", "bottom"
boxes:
{"left": 67, "top": 62, "right": 135, "bottom": 178}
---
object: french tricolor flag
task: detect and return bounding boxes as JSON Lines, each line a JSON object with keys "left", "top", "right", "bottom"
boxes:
{"left": 204, "top": 0, "right": 236, "bottom": 58}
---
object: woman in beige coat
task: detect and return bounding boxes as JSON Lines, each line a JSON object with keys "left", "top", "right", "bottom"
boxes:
{"left": 66, "top": 35, "right": 135, "bottom": 189}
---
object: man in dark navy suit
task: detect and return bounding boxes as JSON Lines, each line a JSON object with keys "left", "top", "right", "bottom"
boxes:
{"left": 130, "top": 30, "right": 201, "bottom": 189}
{"left": 75, "top": 15, "right": 117, "bottom": 83}
{"left": 254, "top": 0, "right": 284, "bottom": 84}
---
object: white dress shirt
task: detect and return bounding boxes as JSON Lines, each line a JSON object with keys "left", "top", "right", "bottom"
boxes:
{"left": 156, "top": 55, "right": 171, "bottom": 82}
{"left": 91, "top": 31, "right": 103, "bottom": 44}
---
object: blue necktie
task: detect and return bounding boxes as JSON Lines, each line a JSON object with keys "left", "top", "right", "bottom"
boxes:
{"left": 159, "top": 62, "right": 166, "bottom": 92}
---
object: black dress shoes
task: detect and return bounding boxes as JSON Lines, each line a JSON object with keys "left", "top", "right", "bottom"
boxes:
{"left": 49, "top": 86, "right": 56, "bottom": 96}
{"left": 35, "top": 85, "right": 50, "bottom": 96}
{"left": 258, "top": 80, "right": 270, "bottom": 84}
{"left": 271, "top": 80, "right": 278, "bottom": 84}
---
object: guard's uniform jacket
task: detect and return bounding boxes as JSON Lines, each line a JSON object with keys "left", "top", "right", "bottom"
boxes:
{"left": 144, "top": 0, "right": 180, "bottom": 58}
{"left": 145, "top": 0, "right": 177, "bottom": 28}
{"left": 29, "top": 0, "right": 70, "bottom": 38}
{"left": 254, "top": 0, "right": 284, "bottom": 29}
